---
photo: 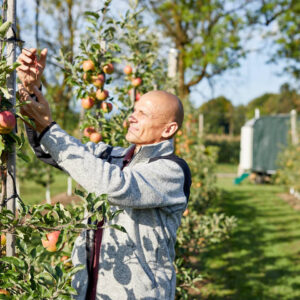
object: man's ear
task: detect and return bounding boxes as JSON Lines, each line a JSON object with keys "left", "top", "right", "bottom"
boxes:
{"left": 162, "top": 122, "right": 178, "bottom": 139}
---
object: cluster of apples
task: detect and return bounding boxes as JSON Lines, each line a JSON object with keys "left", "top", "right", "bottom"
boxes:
{"left": 123, "top": 65, "right": 142, "bottom": 101}
{"left": 81, "top": 59, "right": 115, "bottom": 143}
{"left": 0, "top": 110, "right": 16, "bottom": 134}
{"left": 81, "top": 59, "right": 113, "bottom": 112}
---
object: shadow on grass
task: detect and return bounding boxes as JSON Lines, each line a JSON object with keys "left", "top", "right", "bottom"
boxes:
{"left": 195, "top": 188, "right": 300, "bottom": 300}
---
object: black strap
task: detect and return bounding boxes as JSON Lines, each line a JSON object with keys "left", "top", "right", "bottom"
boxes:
{"left": 149, "top": 154, "right": 192, "bottom": 201}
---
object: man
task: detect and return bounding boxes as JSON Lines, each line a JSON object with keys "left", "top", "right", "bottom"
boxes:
{"left": 17, "top": 48, "right": 191, "bottom": 300}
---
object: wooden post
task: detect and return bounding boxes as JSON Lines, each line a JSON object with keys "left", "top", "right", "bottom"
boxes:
{"left": 255, "top": 108, "right": 260, "bottom": 119}
{"left": 291, "top": 109, "right": 298, "bottom": 145}
{"left": 198, "top": 114, "right": 204, "bottom": 138}
{"left": 167, "top": 48, "right": 178, "bottom": 93}
{"left": 6, "top": 0, "right": 17, "bottom": 257}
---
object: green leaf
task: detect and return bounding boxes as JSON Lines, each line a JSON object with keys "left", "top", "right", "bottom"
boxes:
{"left": 0, "top": 86, "right": 10, "bottom": 99}
{"left": 0, "top": 21, "right": 11, "bottom": 38}
{"left": 109, "top": 224, "right": 127, "bottom": 233}
{"left": 17, "top": 152, "right": 31, "bottom": 163}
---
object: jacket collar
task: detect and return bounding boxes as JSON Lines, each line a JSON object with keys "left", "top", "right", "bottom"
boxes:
{"left": 130, "top": 139, "right": 175, "bottom": 164}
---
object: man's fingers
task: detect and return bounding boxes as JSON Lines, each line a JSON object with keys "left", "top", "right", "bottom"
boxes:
{"left": 32, "top": 86, "right": 47, "bottom": 104}
{"left": 18, "top": 53, "right": 33, "bottom": 65}
{"left": 18, "top": 84, "right": 32, "bottom": 103}
{"left": 17, "top": 64, "right": 30, "bottom": 72}
{"left": 22, "top": 48, "right": 36, "bottom": 57}
{"left": 39, "top": 48, "right": 48, "bottom": 67}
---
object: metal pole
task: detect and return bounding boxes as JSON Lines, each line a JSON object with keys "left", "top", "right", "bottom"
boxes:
{"left": 6, "top": 0, "right": 16, "bottom": 257}
{"left": 291, "top": 109, "right": 298, "bottom": 145}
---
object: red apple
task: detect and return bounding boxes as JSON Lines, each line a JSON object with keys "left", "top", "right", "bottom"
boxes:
{"left": 96, "top": 89, "right": 109, "bottom": 101}
{"left": 82, "top": 60, "right": 95, "bottom": 72}
{"left": 42, "top": 231, "right": 60, "bottom": 252}
{"left": 90, "top": 132, "right": 102, "bottom": 143}
{"left": 0, "top": 234, "right": 6, "bottom": 246}
{"left": 81, "top": 97, "right": 95, "bottom": 109}
{"left": 83, "top": 126, "right": 96, "bottom": 137}
{"left": 102, "top": 63, "right": 114, "bottom": 74}
{"left": 0, "top": 111, "right": 16, "bottom": 134}
{"left": 122, "top": 120, "right": 128, "bottom": 129}
{"left": 135, "top": 92, "right": 141, "bottom": 101}
{"left": 183, "top": 209, "right": 189, "bottom": 217}
{"left": 100, "top": 102, "right": 113, "bottom": 113}
{"left": 124, "top": 65, "right": 132, "bottom": 75}
{"left": 92, "top": 74, "right": 105, "bottom": 88}
{"left": 0, "top": 289, "right": 9, "bottom": 296}
{"left": 131, "top": 77, "right": 142, "bottom": 87}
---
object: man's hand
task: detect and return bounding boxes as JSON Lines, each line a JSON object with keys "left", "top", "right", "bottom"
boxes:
{"left": 19, "top": 84, "right": 53, "bottom": 133}
{"left": 17, "top": 48, "right": 47, "bottom": 94}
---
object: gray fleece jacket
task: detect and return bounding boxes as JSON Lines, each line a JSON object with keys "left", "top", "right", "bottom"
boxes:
{"left": 39, "top": 124, "right": 189, "bottom": 300}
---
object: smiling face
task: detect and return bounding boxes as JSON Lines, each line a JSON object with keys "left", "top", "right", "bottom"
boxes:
{"left": 125, "top": 90, "right": 182, "bottom": 147}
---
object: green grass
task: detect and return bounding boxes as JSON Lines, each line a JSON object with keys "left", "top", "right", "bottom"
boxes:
{"left": 19, "top": 172, "right": 72, "bottom": 205}
{"left": 216, "top": 163, "right": 238, "bottom": 174}
{"left": 200, "top": 177, "right": 300, "bottom": 300}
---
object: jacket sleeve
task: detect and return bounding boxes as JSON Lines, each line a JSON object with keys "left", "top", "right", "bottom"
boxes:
{"left": 25, "top": 124, "right": 111, "bottom": 170}
{"left": 40, "top": 124, "right": 187, "bottom": 209}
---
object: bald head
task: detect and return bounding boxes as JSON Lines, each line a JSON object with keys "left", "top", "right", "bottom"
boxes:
{"left": 142, "top": 90, "right": 184, "bottom": 131}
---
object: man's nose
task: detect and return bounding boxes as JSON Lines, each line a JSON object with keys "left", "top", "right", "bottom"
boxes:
{"left": 128, "top": 113, "right": 137, "bottom": 123}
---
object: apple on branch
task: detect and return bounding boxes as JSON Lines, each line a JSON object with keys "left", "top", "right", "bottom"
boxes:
{"left": 83, "top": 126, "right": 96, "bottom": 138}
{"left": 0, "top": 233, "right": 6, "bottom": 246}
{"left": 100, "top": 102, "right": 113, "bottom": 113}
{"left": 131, "top": 77, "right": 142, "bottom": 87}
{"left": 0, "top": 111, "right": 16, "bottom": 134}
{"left": 123, "top": 65, "right": 132, "bottom": 75}
{"left": 102, "top": 63, "right": 114, "bottom": 74}
{"left": 82, "top": 60, "right": 95, "bottom": 72}
{"left": 42, "top": 230, "right": 60, "bottom": 252}
{"left": 81, "top": 97, "right": 95, "bottom": 109}
{"left": 96, "top": 89, "right": 109, "bottom": 101}
{"left": 92, "top": 74, "right": 105, "bottom": 88}
{"left": 89, "top": 132, "right": 102, "bottom": 143}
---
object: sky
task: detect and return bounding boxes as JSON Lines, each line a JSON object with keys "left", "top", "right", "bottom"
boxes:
{"left": 16, "top": 0, "right": 295, "bottom": 109}
{"left": 190, "top": 50, "right": 292, "bottom": 108}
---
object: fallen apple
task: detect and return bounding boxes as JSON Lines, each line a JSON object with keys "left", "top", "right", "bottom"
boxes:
{"left": 42, "top": 230, "right": 60, "bottom": 252}
{"left": 0, "top": 111, "right": 16, "bottom": 134}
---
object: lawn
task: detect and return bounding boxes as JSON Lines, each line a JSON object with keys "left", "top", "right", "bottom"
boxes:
{"left": 19, "top": 172, "right": 72, "bottom": 205}
{"left": 199, "top": 176, "right": 300, "bottom": 300}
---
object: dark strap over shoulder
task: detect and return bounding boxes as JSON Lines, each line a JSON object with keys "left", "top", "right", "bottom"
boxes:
{"left": 98, "top": 146, "right": 113, "bottom": 161}
{"left": 149, "top": 154, "right": 192, "bottom": 201}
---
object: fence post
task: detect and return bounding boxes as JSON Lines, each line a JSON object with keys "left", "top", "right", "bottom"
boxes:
{"left": 290, "top": 109, "right": 298, "bottom": 145}
{"left": 198, "top": 114, "right": 204, "bottom": 138}
{"left": 6, "top": 0, "right": 17, "bottom": 257}
{"left": 167, "top": 48, "right": 179, "bottom": 93}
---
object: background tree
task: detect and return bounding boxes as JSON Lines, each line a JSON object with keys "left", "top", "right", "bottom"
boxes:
{"left": 199, "top": 96, "right": 234, "bottom": 134}
{"left": 248, "top": 0, "right": 300, "bottom": 80}
{"left": 141, "top": 0, "right": 249, "bottom": 101}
